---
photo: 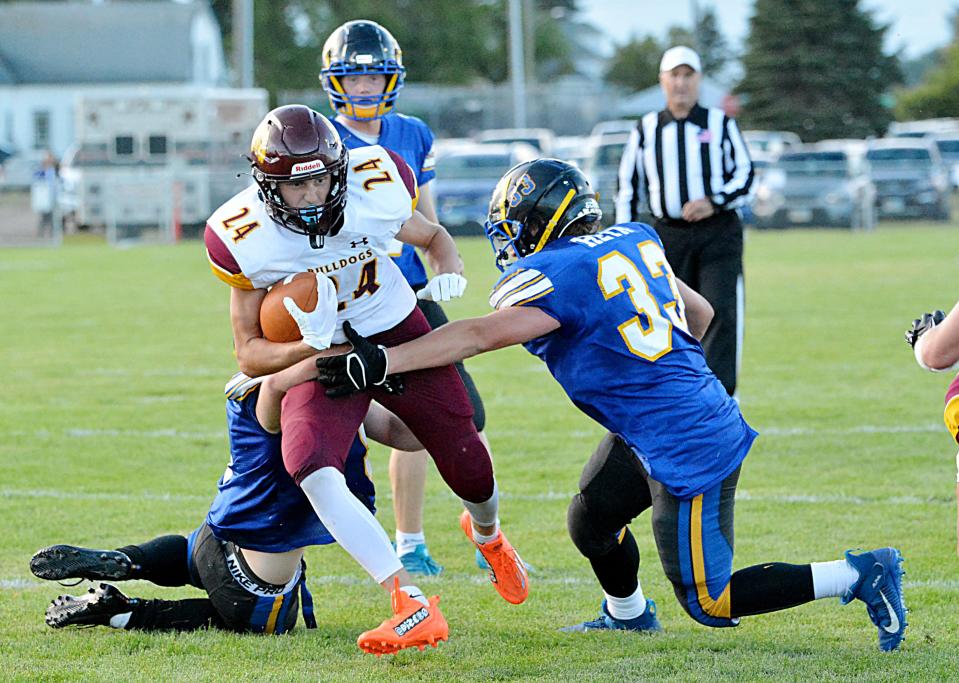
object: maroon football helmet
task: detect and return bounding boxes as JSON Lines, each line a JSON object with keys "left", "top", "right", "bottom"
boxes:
{"left": 249, "top": 105, "right": 348, "bottom": 243}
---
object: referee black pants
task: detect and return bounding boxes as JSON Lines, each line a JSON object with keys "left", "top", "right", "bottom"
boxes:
{"left": 654, "top": 211, "right": 743, "bottom": 396}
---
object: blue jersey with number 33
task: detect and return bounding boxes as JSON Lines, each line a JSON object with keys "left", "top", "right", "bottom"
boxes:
{"left": 489, "top": 222, "right": 757, "bottom": 499}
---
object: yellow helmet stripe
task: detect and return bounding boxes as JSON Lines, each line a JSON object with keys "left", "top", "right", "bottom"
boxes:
{"left": 328, "top": 75, "right": 346, "bottom": 95}
{"left": 385, "top": 73, "right": 398, "bottom": 93}
{"left": 533, "top": 188, "right": 576, "bottom": 254}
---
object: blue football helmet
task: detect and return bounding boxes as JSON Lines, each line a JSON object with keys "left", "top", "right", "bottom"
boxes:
{"left": 486, "top": 159, "right": 602, "bottom": 271}
{"left": 320, "top": 20, "right": 406, "bottom": 121}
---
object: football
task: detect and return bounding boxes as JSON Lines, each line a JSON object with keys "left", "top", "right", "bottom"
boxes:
{"left": 259, "top": 272, "right": 319, "bottom": 343}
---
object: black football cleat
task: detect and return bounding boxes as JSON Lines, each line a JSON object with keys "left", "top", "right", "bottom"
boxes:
{"left": 45, "top": 583, "right": 134, "bottom": 628}
{"left": 30, "top": 544, "right": 135, "bottom": 582}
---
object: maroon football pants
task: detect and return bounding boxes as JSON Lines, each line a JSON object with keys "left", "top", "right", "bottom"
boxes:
{"left": 280, "top": 307, "right": 495, "bottom": 503}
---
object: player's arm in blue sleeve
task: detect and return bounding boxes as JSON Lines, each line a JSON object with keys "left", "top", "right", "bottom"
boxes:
{"left": 385, "top": 304, "right": 560, "bottom": 374}
{"left": 382, "top": 267, "right": 561, "bottom": 373}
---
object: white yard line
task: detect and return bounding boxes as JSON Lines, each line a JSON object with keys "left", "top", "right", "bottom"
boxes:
{"left": 1, "top": 487, "right": 949, "bottom": 506}
{"left": 5, "top": 575, "right": 958, "bottom": 591}
{"left": 0, "top": 489, "right": 209, "bottom": 503}
{"left": 7, "top": 422, "right": 945, "bottom": 442}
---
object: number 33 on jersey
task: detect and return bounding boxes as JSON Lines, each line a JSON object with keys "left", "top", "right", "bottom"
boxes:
{"left": 489, "top": 221, "right": 752, "bottom": 499}
{"left": 490, "top": 223, "right": 692, "bottom": 363}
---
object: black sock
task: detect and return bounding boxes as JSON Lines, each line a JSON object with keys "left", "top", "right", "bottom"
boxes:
{"left": 588, "top": 528, "right": 641, "bottom": 598}
{"left": 729, "top": 562, "right": 815, "bottom": 618}
{"left": 127, "top": 598, "right": 223, "bottom": 631}
{"left": 118, "top": 535, "right": 191, "bottom": 587}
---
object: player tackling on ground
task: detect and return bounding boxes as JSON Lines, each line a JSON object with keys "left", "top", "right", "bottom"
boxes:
{"left": 318, "top": 158, "right": 908, "bottom": 652}
{"left": 31, "top": 356, "right": 435, "bottom": 642}
{"left": 202, "top": 105, "right": 528, "bottom": 654}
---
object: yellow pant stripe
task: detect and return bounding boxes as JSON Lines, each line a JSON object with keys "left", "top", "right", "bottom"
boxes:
{"left": 944, "top": 394, "right": 959, "bottom": 442}
{"left": 264, "top": 595, "right": 283, "bottom": 634}
{"left": 689, "top": 495, "right": 731, "bottom": 618}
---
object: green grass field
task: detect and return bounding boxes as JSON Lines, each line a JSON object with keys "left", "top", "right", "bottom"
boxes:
{"left": 3, "top": 224, "right": 959, "bottom": 681}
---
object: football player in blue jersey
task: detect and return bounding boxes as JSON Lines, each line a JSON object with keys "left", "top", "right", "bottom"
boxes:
{"left": 320, "top": 19, "right": 493, "bottom": 576}
{"left": 317, "top": 159, "right": 909, "bottom": 651}
{"left": 30, "top": 356, "right": 450, "bottom": 651}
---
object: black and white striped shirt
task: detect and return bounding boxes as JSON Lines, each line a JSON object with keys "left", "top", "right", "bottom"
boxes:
{"left": 615, "top": 104, "right": 753, "bottom": 223}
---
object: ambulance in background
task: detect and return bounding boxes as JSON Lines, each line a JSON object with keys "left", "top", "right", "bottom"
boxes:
{"left": 59, "top": 88, "right": 267, "bottom": 241}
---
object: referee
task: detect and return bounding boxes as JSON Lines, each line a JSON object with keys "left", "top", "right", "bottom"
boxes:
{"left": 616, "top": 46, "right": 753, "bottom": 397}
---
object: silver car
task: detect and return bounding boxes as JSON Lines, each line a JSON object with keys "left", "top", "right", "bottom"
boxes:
{"left": 581, "top": 132, "right": 631, "bottom": 226}
{"left": 932, "top": 134, "right": 959, "bottom": 190}
{"left": 866, "top": 138, "right": 951, "bottom": 221}
{"left": 752, "top": 144, "right": 876, "bottom": 230}
{"left": 432, "top": 142, "right": 538, "bottom": 234}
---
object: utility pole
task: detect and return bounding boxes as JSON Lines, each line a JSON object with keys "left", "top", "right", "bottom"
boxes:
{"left": 508, "top": 0, "right": 527, "bottom": 128}
{"left": 232, "top": 0, "right": 254, "bottom": 88}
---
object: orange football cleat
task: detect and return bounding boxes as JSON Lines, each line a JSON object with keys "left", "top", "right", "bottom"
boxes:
{"left": 460, "top": 510, "right": 529, "bottom": 605}
{"left": 356, "top": 577, "right": 449, "bottom": 656}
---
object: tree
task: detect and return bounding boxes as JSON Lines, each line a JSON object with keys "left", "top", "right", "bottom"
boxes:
{"left": 895, "top": 9, "right": 959, "bottom": 119}
{"left": 896, "top": 43, "right": 959, "bottom": 120}
{"left": 694, "top": 6, "right": 728, "bottom": 76}
{"left": 603, "top": 35, "right": 662, "bottom": 92}
{"left": 736, "top": 0, "right": 900, "bottom": 141}
{"left": 205, "top": 0, "right": 579, "bottom": 103}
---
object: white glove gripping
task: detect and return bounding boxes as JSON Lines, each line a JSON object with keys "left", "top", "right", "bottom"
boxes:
{"left": 283, "top": 274, "right": 338, "bottom": 350}
{"left": 417, "top": 273, "right": 468, "bottom": 302}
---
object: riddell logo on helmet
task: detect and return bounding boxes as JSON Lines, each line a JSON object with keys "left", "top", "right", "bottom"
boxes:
{"left": 292, "top": 160, "right": 326, "bottom": 175}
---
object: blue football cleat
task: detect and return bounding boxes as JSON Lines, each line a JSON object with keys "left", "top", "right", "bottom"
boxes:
{"left": 398, "top": 543, "right": 443, "bottom": 576}
{"left": 561, "top": 599, "right": 662, "bottom": 633}
{"left": 842, "top": 547, "right": 907, "bottom": 652}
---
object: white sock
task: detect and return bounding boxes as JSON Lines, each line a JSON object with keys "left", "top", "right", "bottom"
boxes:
{"left": 395, "top": 531, "right": 425, "bottom": 556}
{"left": 400, "top": 584, "right": 430, "bottom": 607}
{"left": 108, "top": 612, "right": 132, "bottom": 629}
{"left": 605, "top": 584, "right": 647, "bottom": 621}
{"left": 300, "top": 467, "right": 402, "bottom": 583}
{"left": 471, "top": 517, "right": 500, "bottom": 545}
{"left": 811, "top": 559, "right": 861, "bottom": 600}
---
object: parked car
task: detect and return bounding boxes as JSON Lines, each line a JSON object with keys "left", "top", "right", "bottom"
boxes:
{"left": 740, "top": 156, "right": 773, "bottom": 227}
{"left": 932, "top": 134, "right": 959, "bottom": 189}
{"left": 475, "top": 128, "right": 555, "bottom": 156}
{"left": 751, "top": 143, "right": 876, "bottom": 230}
{"left": 581, "top": 132, "right": 631, "bottom": 225}
{"left": 866, "top": 138, "right": 951, "bottom": 220}
{"left": 432, "top": 142, "right": 538, "bottom": 234}
{"left": 589, "top": 119, "right": 637, "bottom": 141}
{"left": 887, "top": 118, "right": 959, "bottom": 139}
{"left": 552, "top": 135, "right": 590, "bottom": 170}
{"left": 742, "top": 130, "right": 801, "bottom": 161}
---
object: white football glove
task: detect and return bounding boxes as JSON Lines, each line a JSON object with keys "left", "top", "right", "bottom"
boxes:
{"left": 283, "top": 273, "right": 338, "bottom": 351}
{"left": 416, "top": 273, "right": 468, "bottom": 302}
